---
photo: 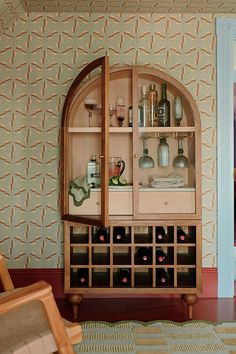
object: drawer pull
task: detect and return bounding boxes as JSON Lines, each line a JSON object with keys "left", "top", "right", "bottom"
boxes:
{"left": 96, "top": 202, "right": 100, "bottom": 205}
{"left": 164, "top": 201, "right": 168, "bottom": 205}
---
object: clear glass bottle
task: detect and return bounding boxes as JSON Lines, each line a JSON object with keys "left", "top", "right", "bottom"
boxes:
{"left": 87, "top": 155, "right": 100, "bottom": 187}
{"left": 158, "top": 83, "right": 170, "bottom": 127}
{"left": 158, "top": 137, "right": 170, "bottom": 167}
{"left": 139, "top": 86, "right": 150, "bottom": 127}
{"left": 148, "top": 84, "right": 158, "bottom": 127}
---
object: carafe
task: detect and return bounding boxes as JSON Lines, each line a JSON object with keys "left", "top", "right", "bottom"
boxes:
{"left": 109, "top": 157, "right": 125, "bottom": 178}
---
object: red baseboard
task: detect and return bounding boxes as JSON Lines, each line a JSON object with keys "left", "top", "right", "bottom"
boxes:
{"left": 9, "top": 267, "right": 218, "bottom": 299}
{"left": 9, "top": 268, "right": 65, "bottom": 299}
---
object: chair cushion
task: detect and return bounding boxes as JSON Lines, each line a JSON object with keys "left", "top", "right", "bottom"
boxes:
{"left": 0, "top": 290, "right": 82, "bottom": 354}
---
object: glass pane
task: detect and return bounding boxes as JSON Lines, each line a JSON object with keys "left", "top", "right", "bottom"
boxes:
{"left": 108, "top": 69, "right": 133, "bottom": 217}
{"left": 67, "top": 65, "right": 103, "bottom": 219}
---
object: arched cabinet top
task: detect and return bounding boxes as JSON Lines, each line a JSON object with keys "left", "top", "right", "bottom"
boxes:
{"left": 61, "top": 59, "right": 201, "bottom": 131}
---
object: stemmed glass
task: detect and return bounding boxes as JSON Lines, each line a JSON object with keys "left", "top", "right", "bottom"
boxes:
{"left": 84, "top": 98, "right": 97, "bottom": 127}
{"left": 109, "top": 105, "right": 116, "bottom": 127}
{"left": 174, "top": 96, "right": 183, "bottom": 127}
{"left": 173, "top": 138, "right": 189, "bottom": 168}
{"left": 139, "top": 139, "right": 155, "bottom": 169}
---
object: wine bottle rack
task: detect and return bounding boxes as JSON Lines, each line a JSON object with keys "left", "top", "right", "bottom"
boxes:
{"left": 65, "top": 222, "right": 200, "bottom": 291}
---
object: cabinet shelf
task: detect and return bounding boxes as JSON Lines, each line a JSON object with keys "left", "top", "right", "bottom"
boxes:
{"left": 68, "top": 127, "right": 133, "bottom": 133}
{"left": 68, "top": 126, "right": 195, "bottom": 134}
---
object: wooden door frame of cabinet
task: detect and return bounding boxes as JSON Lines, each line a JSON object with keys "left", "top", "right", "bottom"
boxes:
{"left": 61, "top": 56, "right": 110, "bottom": 227}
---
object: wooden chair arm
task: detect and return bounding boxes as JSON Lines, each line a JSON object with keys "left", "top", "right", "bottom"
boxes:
{"left": 0, "top": 253, "right": 14, "bottom": 291}
{"left": 0, "top": 280, "right": 75, "bottom": 354}
{"left": 0, "top": 280, "right": 51, "bottom": 314}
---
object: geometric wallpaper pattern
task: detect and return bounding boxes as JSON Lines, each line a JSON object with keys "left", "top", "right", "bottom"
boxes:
{"left": 22, "top": 0, "right": 236, "bottom": 14}
{"left": 0, "top": 0, "right": 24, "bottom": 35}
{"left": 0, "top": 12, "right": 217, "bottom": 268}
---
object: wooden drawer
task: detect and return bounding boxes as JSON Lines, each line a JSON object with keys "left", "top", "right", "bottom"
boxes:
{"left": 69, "top": 191, "right": 132, "bottom": 215}
{"left": 139, "top": 191, "right": 195, "bottom": 214}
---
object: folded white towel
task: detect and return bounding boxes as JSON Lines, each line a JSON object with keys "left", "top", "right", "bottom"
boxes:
{"left": 149, "top": 173, "right": 184, "bottom": 188}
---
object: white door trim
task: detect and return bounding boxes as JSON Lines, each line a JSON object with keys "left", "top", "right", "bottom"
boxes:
{"left": 216, "top": 18, "right": 235, "bottom": 297}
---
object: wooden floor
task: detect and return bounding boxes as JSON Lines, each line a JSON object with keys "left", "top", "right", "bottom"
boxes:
{"left": 57, "top": 296, "right": 236, "bottom": 323}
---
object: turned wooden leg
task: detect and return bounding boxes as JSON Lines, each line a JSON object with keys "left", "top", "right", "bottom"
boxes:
{"left": 182, "top": 294, "right": 198, "bottom": 320}
{"left": 68, "top": 294, "right": 83, "bottom": 320}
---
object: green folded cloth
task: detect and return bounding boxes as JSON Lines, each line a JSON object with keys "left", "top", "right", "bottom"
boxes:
{"left": 68, "top": 176, "right": 90, "bottom": 207}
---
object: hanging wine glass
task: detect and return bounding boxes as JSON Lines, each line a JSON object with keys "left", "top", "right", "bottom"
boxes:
{"left": 174, "top": 96, "right": 183, "bottom": 127}
{"left": 84, "top": 98, "right": 97, "bottom": 127}
{"left": 139, "top": 139, "right": 155, "bottom": 169}
{"left": 173, "top": 138, "right": 189, "bottom": 168}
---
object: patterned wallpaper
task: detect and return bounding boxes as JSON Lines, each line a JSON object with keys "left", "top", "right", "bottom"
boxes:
{"left": 0, "top": 12, "right": 216, "bottom": 268}
{"left": 0, "top": 0, "right": 24, "bottom": 34}
{"left": 23, "top": 0, "right": 236, "bottom": 14}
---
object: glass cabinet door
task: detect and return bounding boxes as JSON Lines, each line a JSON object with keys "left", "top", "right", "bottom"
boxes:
{"left": 132, "top": 68, "right": 198, "bottom": 219}
{"left": 61, "top": 56, "right": 110, "bottom": 226}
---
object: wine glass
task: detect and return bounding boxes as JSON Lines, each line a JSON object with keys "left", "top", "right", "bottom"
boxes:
{"left": 109, "top": 105, "right": 116, "bottom": 127}
{"left": 173, "top": 138, "right": 189, "bottom": 168}
{"left": 116, "top": 97, "right": 125, "bottom": 127}
{"left": 84, "top": 98, "right": 97, "bottom": 127}
{"left": 139, "top": 139, "right": 155, "bottom": 169}
{"left": 94, "top": 103, "right": 102, "bottom": 126}
{"left": 174, "top": 96, "right": 183, "bottom": 127}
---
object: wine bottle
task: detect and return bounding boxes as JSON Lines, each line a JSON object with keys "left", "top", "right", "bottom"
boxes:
{"left": 77, "top": 269, "right": 88, "bottom": 286}
{"left": 95, "top": 227, "right": 109, "bottom": 243}
{"left": 156, "top": 268, "right": 167, "bottom": 286}
{"left": 136, "top": 247, "right": 152, "bottom": 264}
{"left": 113, "top": 226, "right": 126, "bottom": 243}
{"left": 157, "top": 83, "right": 170, "bottom": 127}
{"left": 156, "top": 248, "right": 166, "bottom": 264}
{"left": 177, "top": 227, "right": 186, "bottom": 243}
{"left": 129, "top": 105, "right": 142, "bottom": 127}
{"left": 118, "top": 268, "right": 131, "bottom": 286}
{"left": 156, "top": 226, "right": 166, "bottom": 242}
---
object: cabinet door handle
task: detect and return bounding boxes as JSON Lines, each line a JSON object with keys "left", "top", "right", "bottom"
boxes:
{"left": 99, "top": 155, "right": 104, "bottom": 159}
{"left": 134, "top": 154, "right": 138, "bottom": 158}
{"left": 96, "top": 201, "right": 100, "bottom": 205}
{"left": 164, "top": 201, "right": 168, "bottom": 205}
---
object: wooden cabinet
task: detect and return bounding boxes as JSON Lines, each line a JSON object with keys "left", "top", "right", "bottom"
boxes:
{"left": 61, "top": 56, "right": 202, "bottom": 320}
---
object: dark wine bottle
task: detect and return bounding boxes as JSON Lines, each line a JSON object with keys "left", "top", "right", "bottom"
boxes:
{"left": 156, "top": 268, "right": 167, "bottom": 286}
{"left": 118, "top": 268, "right": 131, "bottom": 286}
{"left": 136, "top": 247, "right": 152, "bottom": 264}
{"left": 177, "top": 227, "right": 186, "bottom": 243}
{"left": 156, "top": 248, "right": 166, "bottom": 264}
{"left": 113, "top": 226, "right": 126, "bottom": 243}
{"left": 77, "top": 269, "right": 88, "bottom": 286}
{"left": 95, "top": 227, "right": 109, "bottom": 243}
{"left": 156, "top": 226, "right": 165, "bottom": 241}
{"left": 157, "top": 83, "right": 170, "bottom": 127}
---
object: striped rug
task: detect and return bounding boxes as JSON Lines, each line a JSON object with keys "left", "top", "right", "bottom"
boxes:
{"left": 74, "top": 321, "right": 236, "bottom": 354}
